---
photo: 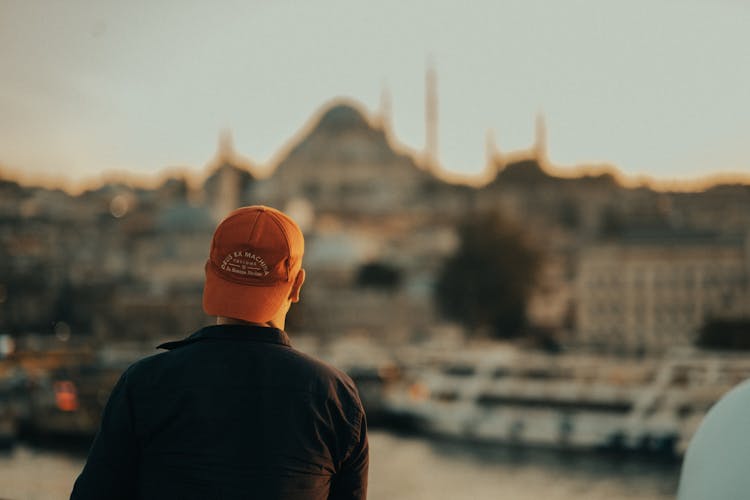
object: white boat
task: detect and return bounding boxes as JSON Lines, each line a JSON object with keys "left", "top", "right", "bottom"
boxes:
{"left": 383, "top": 345, "right": 750, "bottom": 456}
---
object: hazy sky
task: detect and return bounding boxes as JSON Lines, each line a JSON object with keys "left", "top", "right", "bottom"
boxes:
{"left": 1, "top": 0, "right": 748, "bottom": 187}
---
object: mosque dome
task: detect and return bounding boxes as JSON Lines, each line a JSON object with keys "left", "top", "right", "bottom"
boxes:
{"left": 314, "top": 103, "right": 371, "bottom": 134}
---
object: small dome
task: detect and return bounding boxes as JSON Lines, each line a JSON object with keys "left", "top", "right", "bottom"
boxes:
{"left": 315, "top": 103, "right": 370, "bottom": 133}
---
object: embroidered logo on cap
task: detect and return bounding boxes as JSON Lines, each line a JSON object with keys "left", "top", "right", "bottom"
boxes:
{"left": 220, "top": 251, "right": 270, "bottom": 277}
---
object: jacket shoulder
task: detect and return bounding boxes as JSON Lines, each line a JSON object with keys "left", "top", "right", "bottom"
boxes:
{"left": 290, "top": 349, "right": 362, "bottom": 401}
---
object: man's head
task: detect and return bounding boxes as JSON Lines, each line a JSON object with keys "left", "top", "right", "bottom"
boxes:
{"left": 203, "top": 205, "right": 305, "bottom": 327}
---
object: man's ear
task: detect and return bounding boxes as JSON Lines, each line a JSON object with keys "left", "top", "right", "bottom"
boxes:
{"left": 289, "top": 268, "right": 305, "bottom": 303}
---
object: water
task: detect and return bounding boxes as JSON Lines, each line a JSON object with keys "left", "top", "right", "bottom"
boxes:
{"left": 368, "top": 432, "right": 679, "bottom": 500}
{"left": 0, "top": 431, "right": 679, "bottom": 500}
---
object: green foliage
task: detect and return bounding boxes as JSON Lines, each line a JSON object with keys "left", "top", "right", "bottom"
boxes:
{"left": 434, "top": 212, "right": 542, "bottom": 338}
{"left": 558, "top": 200, "right": 580, "bottom": 229}
{"left": 355, "top": 261, "right": 402, "bottom": 291}
{"left": 599, "top": 206, "right": 625, "bottom": 237}
{"left": 696, "top": 318, "right": 750, "bottom": 350}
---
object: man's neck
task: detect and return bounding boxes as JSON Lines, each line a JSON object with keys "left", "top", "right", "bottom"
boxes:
{"left": 216, "top": 316, "right": 282, "bottom": 330}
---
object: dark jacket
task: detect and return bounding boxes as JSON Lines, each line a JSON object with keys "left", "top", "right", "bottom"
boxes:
{"left": 71, "top": 324, "right": 368, "bottom": 500}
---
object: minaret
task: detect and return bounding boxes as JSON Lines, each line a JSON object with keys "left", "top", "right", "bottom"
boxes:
{"left": 212, "top": 130, "right": 240, "bottom": 222}
{"left": 485, "top": 128, "right": 501, "bottom": 169}
{"left": 217, "top": 128, "right": 235, "bottom": 162}
{"left": 533, "top": 111, "right": 548, "bottom": 165}
{"left": 425, "top": 60, "right": 439, "bottom": 171}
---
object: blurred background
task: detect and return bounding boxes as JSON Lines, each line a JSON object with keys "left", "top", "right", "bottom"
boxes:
{"left": 1, "top": 1, "right": 749, "bottom": 499}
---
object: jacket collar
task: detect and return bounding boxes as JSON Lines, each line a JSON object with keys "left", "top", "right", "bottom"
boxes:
{"left": 157, "top": 324, "right": 292, "bottom": 350}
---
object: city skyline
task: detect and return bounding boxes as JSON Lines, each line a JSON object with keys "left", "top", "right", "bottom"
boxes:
{"left": 1, "top": 0, "right": 749, "bottom": 190}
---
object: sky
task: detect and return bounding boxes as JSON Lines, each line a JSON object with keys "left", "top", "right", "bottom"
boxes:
{"left": 1, "top": 0, "right": 748, "bottom": 189}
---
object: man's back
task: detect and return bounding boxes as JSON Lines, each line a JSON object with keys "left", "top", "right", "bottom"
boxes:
{"left": 71, "top": 324, "right": 368, "bottom": 500}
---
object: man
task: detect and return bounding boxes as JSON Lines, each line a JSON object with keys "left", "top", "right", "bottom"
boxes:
{"left": 71, "top": 205, "right": 369, "bottom": 500}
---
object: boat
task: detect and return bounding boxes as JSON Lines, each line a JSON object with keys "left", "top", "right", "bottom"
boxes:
{"left": 382, "top": 344, "right": 750, "bottom": 456}
{"left": 0, "top": 366, "right": 28, "bottom": 448}
{"left": 25, "top": 363, "right": 122, "bottom": 437}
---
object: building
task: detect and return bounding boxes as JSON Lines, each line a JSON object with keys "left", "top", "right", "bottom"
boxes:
{"left": 575, "top": 231, "right": 750, "bottom": 353}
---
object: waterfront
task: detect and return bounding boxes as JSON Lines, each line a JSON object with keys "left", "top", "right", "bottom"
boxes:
{"left": 0, "top": 430, "right": 679, "bottom": 500}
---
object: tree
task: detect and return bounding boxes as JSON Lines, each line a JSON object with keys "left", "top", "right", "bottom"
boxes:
{"left": 434, "top": 213, "right": 542, "bottom": 338}
{"left": 355, "top": 261, "right": 402, "bottom": 291}
{"left": 599, "top": 206, "right": 625, "bottom": 237}
{"left": 696, "top": 318, "right": 750, "bottom": 350}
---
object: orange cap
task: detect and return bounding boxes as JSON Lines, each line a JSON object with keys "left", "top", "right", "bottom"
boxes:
{"left": 203, "top": 206, "right": 305, "bottom": 323}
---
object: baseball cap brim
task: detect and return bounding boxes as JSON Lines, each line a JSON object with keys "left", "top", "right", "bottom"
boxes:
{"left": 202, "top": 261, "right": 294, "bottom": 324}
